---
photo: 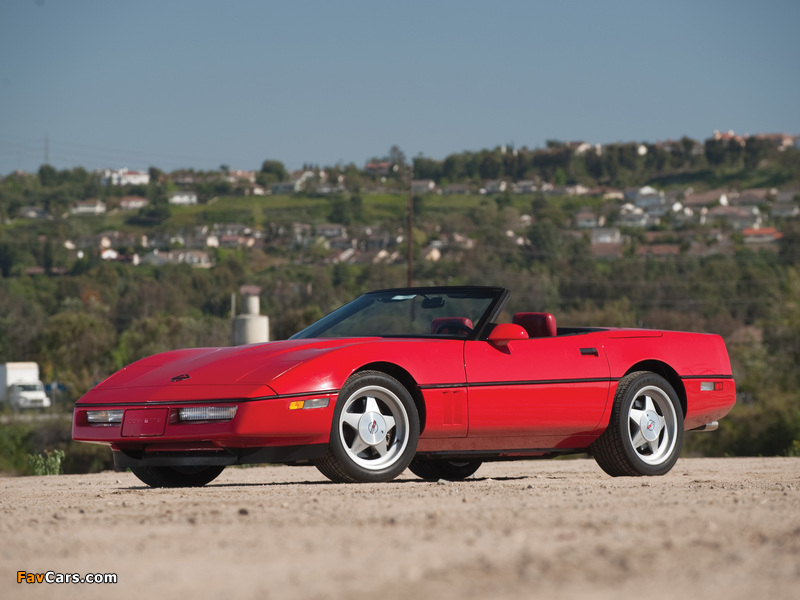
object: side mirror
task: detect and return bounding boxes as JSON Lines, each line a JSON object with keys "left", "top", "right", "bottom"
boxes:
{"left": 488, "top": 323, "right": 529, "bottom": 348}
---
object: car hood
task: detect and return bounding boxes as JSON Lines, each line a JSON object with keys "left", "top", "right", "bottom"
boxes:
{"left": 80, "top": 338, "right": 378, "bottom": 404}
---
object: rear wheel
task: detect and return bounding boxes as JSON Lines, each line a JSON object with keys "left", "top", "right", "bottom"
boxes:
{"left": 315, "top": 371, "right": 419, "bottom": 483}
{"left": 408, "top": 458, "right": 482, "bottom": 481}
{"left": 591, "top": 371, "right": 683, "bottom": 477}
{"left": 130, "top": 465, "right": 225, "bottom": 488}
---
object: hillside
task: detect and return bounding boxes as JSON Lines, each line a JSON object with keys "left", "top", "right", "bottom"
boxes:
{"left": 1, "top": 137, "right": 799, "bottom": 463}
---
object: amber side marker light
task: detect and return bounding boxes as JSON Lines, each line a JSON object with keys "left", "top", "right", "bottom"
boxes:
{"left": 289, "top": 398, "right": 330, "bottom": 410}
{"left": 177, "top": 406, "right": 237, "bottom": 422}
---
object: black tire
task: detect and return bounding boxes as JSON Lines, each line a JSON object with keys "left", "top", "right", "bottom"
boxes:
{"left": 408, "top": 458, "right": 482, "bottom": 481}
{"left": 591, "top": 371, "right": 684, "bottom": 477}
{"left": 130, "top": 465, "right": 225, "bottom": 488}
{"left": 315, "top": 370, "right": 420, "bottom": 483}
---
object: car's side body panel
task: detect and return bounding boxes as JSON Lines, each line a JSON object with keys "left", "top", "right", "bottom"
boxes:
{"left": 463, "top": 336, "right": 611, "bottom": 446}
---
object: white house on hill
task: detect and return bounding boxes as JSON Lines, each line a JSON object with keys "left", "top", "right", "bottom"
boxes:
{"left": 168, "top": 191, "right": 198, "bottom": 205}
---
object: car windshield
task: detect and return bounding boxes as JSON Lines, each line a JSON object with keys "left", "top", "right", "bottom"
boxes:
{"left": 291, "top": 287, "right": 506, "bottom": 339}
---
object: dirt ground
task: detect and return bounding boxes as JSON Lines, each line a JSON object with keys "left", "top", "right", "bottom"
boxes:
{"left": 2, "top": 457, "right": 799, "bottom": 600}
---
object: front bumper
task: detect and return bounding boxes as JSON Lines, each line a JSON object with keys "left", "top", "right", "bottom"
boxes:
{"left": 112, "top": 443, "right": 327, "bottom": 468}
{"left": 73, "top": 393, "right": 337, "bottom": 465}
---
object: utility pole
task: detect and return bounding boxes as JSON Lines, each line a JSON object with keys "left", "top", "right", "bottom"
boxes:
{"left": 406, "top": 164, "right": 414, "bottom": 287}
{"left": 45, "top": 134, "right": 50, "bottom": 165}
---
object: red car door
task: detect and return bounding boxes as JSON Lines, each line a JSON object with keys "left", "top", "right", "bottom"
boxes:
{"left": 464, "top": 334, "right": 611, "bottom": 447}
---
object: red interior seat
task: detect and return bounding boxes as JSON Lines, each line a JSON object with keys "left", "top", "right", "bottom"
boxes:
{"left": 512, "top": 312, "right": 557, "bottom": 338}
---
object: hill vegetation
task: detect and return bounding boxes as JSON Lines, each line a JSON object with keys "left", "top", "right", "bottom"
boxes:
{"left": 1, "top": 135, "right": 799, "bottom": 472}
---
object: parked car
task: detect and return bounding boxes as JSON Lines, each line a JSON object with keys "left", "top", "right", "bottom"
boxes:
{"left": 73, "top": 286, "right": 736, "bottom": 487}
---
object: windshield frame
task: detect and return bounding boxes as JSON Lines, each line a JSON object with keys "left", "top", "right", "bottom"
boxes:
{"left": 290, "top": 286, "right": 509, "bottom": 341}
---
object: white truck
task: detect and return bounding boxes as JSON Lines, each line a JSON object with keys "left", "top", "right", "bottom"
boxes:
{"left": 0, "top": 362, "right": 51, "bottom": 410}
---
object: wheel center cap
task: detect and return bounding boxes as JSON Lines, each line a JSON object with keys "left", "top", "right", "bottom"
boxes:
{"left": 641, "top": 410, "right": 661, "bottom": 442}
{"left": 358, "top": 412, "right": 387, "bottom": 445}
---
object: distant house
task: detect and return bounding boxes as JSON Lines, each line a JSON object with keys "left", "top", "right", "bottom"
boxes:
{"left": 565, "top": 184, "right": 590, "bottom": 196}
{"left": 18, "top": 206, "right": 47, "bottom": 219}
{"left": 101, "top": 168, "right": 150, "bottom": 186}
{"left": 410, "top": 179, "right": 436, "bottom": 194}
{"left": 142, "top": 249, "right": 212, "bottom": 268}
{"left": 315, "top": 182, "right": 347, "bottom": 195}
{"left": 513, "top": 180, "right": 537, "bottom": 194}
{"left": 225, "top": 170, "right": 256, "bottom": 184}
{"left": 292, "top": 223, "right": 313, "bottom": 245}
{"left": 602, "top": 189, "right": 625, "bottom": 201}
{"left": 591, "top": 243, "right": 623, "bottom": 259}
{"left": 591, "top": 228, "right": 621, "bottom": 244}
{"left": 95, "top": 231, "right": 146, "bottom": 249}
{"left": 730, "top": 189, "right": 770, "bottom": 207}
{"left": 271, "top": 172, "right": 314, "bottom": 195}
{"left": 743, "top": 227, "right": 783, "bottom": 244}
{"left": 636, "top": 244, "right": 681, "bottom": 258}
{"left": 484, "top": 180, "right": 507, "bottom": 194}
{"left": 754, "top": 133, "right": 797, "bottom": 151}
{"left": 672, "top": 206, "right": 697, "bottom": 227}
{"left": 271, "top": 181, "right": 300, "bottom": 195}
{"left": 683, "top": 189, "right": 728, "bottom": 207}
{"left": 632, "top": 186, "right": 665, "bottom": 209}
{"left": 443, "top": 183, "right": 471, "bottom": 195}
{"left": 219, "top": 235, "right": 254, "bottom": 249}
{"left": 316, "top": 224, "right": 348, "bottom": 238}
{"left": 70, "top": 199, "right": 107, "bottom": 215}
{"left": 575, "top": 209, "right": 604, "bottom": 228}
{"left": 705, "top": 205, "right": 760, "bottom": 230}
{"left": 566, "top": 141, "right": 595, "bottom": 155}
{"left": 772, "top": 202, "right": 799, "bottom": 219}
{"left": 365, "top": 161, "right": 391, "bottom": 177}
{"left": 119, "top": 196, "right": 149, "bottom": 210}
{"left": 617, "top": 205, "right": 649, "bottom": 228}
{"left": 168, "top": 191, "right": 198, "bottom": 205}
{"left": 355, "top": 226, "right": 392, "bottom": 251}
{"left": 775, "top": 189, "right": 799, "bottom": 203}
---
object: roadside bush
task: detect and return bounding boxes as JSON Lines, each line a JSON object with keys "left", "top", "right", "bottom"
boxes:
{"left": 28, "top": 449, "right": 65, "bottom": 475}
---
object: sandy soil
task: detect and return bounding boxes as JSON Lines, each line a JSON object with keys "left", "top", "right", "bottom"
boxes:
{"left": 2, "top": 457, "right": 799, "bottom": 600}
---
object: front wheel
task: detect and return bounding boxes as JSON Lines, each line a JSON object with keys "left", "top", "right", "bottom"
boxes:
{"left": 591, "top": 371, "right": 684, "bottom": 477}
{"left": 315, "top": 371, "right": 419, "bottom": 483}
{"left": 130, "top": 465, "right": 225, "bottom": 488}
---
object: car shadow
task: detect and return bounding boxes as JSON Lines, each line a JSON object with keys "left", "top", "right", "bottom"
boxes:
{"left": 120, "top": 474, "right": 537, "bottom": 490}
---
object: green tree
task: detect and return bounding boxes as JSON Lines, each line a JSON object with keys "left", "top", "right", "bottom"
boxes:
{"left": 744, "top": 137, "right": 771, "bottom": 170}
{"left": 38, "top": 164, "right": 58, "bottom": 187}
{"left": 38, "top": 311, "right": 118, "bottom": 397}
{"left": 258, "top": 160, "right": 288, "bottom": 185}
{"left": 704, "top": 138, "right": 727, "bottom": 167}
{"left": 412, "top": 156, "right": 442, "bottom": 182}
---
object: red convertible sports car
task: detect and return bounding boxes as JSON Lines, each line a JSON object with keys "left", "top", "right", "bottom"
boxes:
{"left": 73, "top": 286, "right": 736, "bottom": 487}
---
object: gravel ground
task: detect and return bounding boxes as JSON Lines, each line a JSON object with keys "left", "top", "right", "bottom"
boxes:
{"left": 2, "top": 457, "right": 799, "bottom": 600}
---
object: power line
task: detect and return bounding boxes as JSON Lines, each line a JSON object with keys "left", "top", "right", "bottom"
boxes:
{"left": 0, "top": 135, "right": 257, "bottom": 172}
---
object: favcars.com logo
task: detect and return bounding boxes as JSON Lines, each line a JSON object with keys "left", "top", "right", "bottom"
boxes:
{"left": 17, "top": 571, "right": 118, "bottom": 584}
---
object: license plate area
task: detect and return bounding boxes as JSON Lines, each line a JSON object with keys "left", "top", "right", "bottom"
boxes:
{"left": 121, "top": 408, "right": 169, "bottom": 437}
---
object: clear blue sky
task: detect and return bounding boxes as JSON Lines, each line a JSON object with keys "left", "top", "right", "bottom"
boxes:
{"left": 1, "top": 0, "right": 798, "bottom": 176}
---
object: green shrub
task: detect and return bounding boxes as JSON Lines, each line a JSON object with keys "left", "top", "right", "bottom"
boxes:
{"left": 28, "top": 449, "right": 65, "bottom": 475}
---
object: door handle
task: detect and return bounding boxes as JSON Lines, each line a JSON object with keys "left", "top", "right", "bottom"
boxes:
{"left": 580, "top": 347, "right": 599, "bottom": 356}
